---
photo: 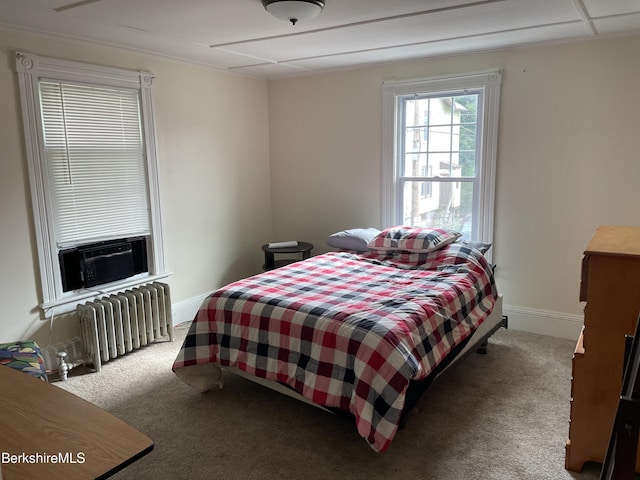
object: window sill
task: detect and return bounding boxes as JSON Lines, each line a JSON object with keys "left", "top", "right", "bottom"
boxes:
{"left": 40, "top": 272, "right": 172, "bottom": 318}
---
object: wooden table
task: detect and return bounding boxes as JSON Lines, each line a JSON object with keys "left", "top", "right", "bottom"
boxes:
{"left": 0, "top": 365, "right": 153, "bottom": 479}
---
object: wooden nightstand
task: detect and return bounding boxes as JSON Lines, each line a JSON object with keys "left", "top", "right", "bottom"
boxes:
{"left": 262, "top": 241, "right": 313, "bottom": 270}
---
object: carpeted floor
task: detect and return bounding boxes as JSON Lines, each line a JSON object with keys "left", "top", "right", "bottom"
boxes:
{"left": 56, "top": 325, "right": 605, "bottom": 480}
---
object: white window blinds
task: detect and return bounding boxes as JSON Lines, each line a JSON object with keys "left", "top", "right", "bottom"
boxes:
{"left": 39, "top": 81, "right": 150, "bottom": 247}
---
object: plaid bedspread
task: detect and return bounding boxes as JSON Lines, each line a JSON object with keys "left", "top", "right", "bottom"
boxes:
{"left": 173, "top": 243, "right": 497, "bottom": 452}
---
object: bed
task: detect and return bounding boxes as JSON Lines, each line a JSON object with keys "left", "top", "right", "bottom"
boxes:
{"left": 172, "top": 227, "right": 503, "bottom": 453}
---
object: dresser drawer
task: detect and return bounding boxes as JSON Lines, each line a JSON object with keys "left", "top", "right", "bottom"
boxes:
{"left": 570, "top": 328, "right": 585, "bottom": 399}
{"left": 579, "top": 255, "right": 589, "bottom": 302}
{"left": 574, "top": 327, "right": 585, "bottom": 355}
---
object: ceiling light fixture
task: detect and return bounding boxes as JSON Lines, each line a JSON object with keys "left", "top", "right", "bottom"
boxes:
{"left": 262, "top": 0, "right": 325, "bottom": 26}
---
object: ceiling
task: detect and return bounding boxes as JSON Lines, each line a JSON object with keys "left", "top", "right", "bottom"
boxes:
{"left": 1, "top": 0, "right": 639, "bottom": 79}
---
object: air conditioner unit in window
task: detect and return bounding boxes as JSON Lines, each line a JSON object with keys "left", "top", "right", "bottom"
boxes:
{"left": 59, "top": 237, "right": 148, "bottom": 292}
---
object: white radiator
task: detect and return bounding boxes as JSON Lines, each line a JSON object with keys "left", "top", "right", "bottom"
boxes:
{"left": 77, "top": 282, "right": 173, "bottom": 372}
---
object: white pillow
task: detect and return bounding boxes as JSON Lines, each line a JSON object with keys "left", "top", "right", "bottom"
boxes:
{"left": 326, "top": 228, "right": 381, "bottom": 252}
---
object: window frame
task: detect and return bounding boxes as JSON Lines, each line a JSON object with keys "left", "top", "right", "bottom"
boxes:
{"left": 382, "top": 70, "right": 501, "bottom": 246}
{"left": 16, "top": 52, "right": 169, "bottom": 315}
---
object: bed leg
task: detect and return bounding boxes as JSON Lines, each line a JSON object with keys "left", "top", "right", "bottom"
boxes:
{"left": 475, "top": 315, "right": 508, "bottom": 355}
{"left": 398, "top": 412, "right": 408, "bottom": 429}
{"left": 476, "top": 340, "right": 489, "bottom": 355}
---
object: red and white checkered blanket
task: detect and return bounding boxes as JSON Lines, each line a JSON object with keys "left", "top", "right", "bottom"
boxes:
{"left": 173, "top": 243, "right": 497, "bottom": 452}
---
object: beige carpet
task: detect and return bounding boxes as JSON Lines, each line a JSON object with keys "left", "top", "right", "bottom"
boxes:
{"left": 56, "top": 324, "right": 604, "bottom": 480}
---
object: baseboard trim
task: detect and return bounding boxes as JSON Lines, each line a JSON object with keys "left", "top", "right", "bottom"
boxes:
{"left": 172, "top": 292, "right": 212, "bottom": 327}
{"left": 171, "top": 294, "right": 583, "bottom": 340}
{"left": 503, "top": 304, "right": 583, "bottom": 340}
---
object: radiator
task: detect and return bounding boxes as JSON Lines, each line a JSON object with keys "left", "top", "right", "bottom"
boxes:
{"left": 77, "top": 282, "right": 173, "bottom": 372}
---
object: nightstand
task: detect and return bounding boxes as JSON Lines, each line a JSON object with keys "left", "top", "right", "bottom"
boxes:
{"left": 262, "top": 241, "right": 313, "bottom": 270}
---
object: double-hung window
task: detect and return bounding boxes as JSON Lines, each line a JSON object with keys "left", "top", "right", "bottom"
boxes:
{"left": 382, "top": 70, "right": 501, "bottom": 245}
{"left": 16, "top": 52, "right": 168, "bottom": 314}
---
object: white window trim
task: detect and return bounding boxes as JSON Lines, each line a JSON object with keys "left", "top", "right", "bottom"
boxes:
{"left": 381, "top": 69, "right": 501, "bottom": 246}
{"left": 16, "top": 52, "right": 169, "bottom": 315}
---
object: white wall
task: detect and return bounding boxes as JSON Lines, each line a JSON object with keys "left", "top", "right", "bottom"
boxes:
{"left": 267, "top": 35, "right": 640, "bottom": 338}
{"left": 2, "top": 27, "right": 638, "bottom": 345}
{"left": 0, "top": 28, "right": 272, "bottom": 345}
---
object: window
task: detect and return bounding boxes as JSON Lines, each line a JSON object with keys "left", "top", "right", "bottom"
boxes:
{"left": 420, "top": 166, "right": 433, "bottom": 199}
{"left": 382, "top": 70, "right": 501, "bottom": 245}
{"left": 16, "top": 52, "right": 168, "bottom": 314}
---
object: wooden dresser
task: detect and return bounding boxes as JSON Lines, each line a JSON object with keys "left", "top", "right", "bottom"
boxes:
{"left": 566, "top": 225, "right": 640, "bottom": 472}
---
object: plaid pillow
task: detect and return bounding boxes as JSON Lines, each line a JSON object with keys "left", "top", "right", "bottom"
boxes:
{"left": 367, "top": 226, "right": 461, "bottom": 253}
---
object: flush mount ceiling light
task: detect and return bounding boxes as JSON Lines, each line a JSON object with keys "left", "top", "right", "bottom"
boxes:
{"left": 262, "top": 0, "right": 325, "bottom": 25}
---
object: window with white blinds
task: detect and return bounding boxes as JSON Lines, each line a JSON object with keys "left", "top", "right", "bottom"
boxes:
{"left": 16, "top": 52, "right": 168, "bottom": 311}
{"left": 40, "top": 81, "right": 151, "bottom": 247}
